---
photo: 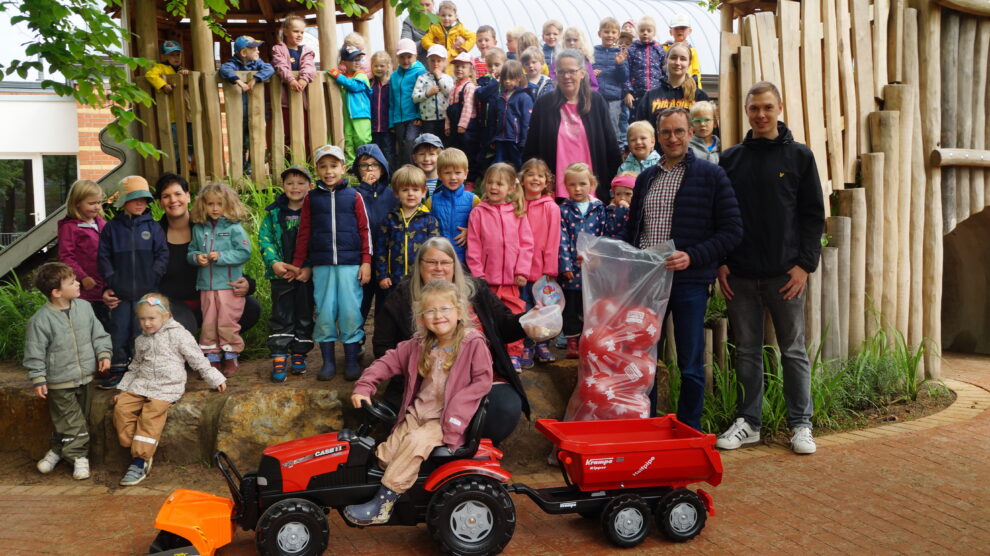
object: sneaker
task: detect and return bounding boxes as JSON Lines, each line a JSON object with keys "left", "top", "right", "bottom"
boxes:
{"left": 72, "top": 457, "right": 90, "bottom": 480}
{"left": 566, "top": 337, "right": 580, "bottom": 359}
{"left": 97, "top": 373, "right": 124, "bottom": 390}
{"left": 290, "top": 354, "right": 307, "bottom": 375}
{"left": 519, "top": 346, "right": 535, "bottom": 369}
{"left": 715, "top": 418, "right": 761, "bottom": 450}
{"left": 37, "top": 450, "right": 60, "bottom": 474}
{"left": 790, "top": 426, "right": 817, "bottom": 455}
{"left": 534, "top": 343, "right": 556, "bottom": 363}
{"left": 271, "top": 355, "right": 288, "bottom": 383}
{"left": 510, "top": 356, "right": 523, "bottom": 373}
{"left": 120, "top": 462, "right": 147, "bottom": 486}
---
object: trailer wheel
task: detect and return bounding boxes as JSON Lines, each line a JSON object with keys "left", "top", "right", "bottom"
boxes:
{"left": 427, "top": 478, "right": 516, "bottom": 555}
{"left": 255, "top": 498, "right": 329, "bottom": 556}
{"left": 600, "top": 494, "right": 651, "bottom": 548}
{"left": 656, "top": 489, "right": 707, "bottom": 542}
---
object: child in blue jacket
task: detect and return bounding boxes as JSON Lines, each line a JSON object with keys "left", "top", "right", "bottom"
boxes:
{"left": 623, "top": 17, "right": 666, "bottom": 114}
{"left": 219, "top": 36, "right": 275, "bottom": 172}
{"left": 425, "top": 148, "right": 479, "bottom": 261}
{"left": 390, "top": 39, "right": 428, "bottom": 166}
{"left": 488, "top": 60, "right": 532, "bottom": 170}
{"left": 328, "top": 45, "right": 372, "bottom": 165}
{"left": 593, "top": 17, "right": 631, "bottom": 148}
{"left": 376, "top": 164, "right": 441, "bottom": 290}
{"left": 354, "top": 143, "right": 397, "bottom": 326}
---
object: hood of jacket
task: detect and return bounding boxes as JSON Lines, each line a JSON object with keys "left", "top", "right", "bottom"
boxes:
{"left": 355, "top": 143, "right": 391, "bottom": 190}
{"left": 114, "top": 209, "right": 155, "bottom": 228}
{"left": 741, "top": 121, "right": 794, "bottom": 149}
{"left": 526, "top": 195, "right": 556, "bottom": 211}
{"left": 150, "top": 316, "right": 184, "bottom": 336}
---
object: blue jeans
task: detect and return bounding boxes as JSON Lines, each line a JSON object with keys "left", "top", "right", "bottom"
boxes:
{"left": 109, "top": 300, "right": 139, "bottom": 367}
{"left": 493, "top": 141, "right": 522, "bottom": 169}
{"left": 312, "top": 265, "right": 365, "bottom": 344}
{"left": 650, "top": 282, "right": 710, "bottom": 430}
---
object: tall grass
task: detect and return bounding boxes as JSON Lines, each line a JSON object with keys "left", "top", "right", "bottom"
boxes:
{"left": 0, "top": 275, "right": 46, "bottom": 361}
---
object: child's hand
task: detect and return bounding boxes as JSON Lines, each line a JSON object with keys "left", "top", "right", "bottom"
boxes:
{"left": 514, "top": 274, "right": 527, "bottom": 287}
{"left": 34, "top": 384, "right": 47, "bottom": 399}
{"left": 112, "top": 393, "right": 121, "bottom": 404}
{"left": 291, "top": 78, "right": 306, "bottom": 92}
{"left": 455, "top": 226, "right": 468, "bottom": 246}
{"left": 162, "top": 84, "right": 174, "bottom": 94}
{"left": 379, "top": 277, "right": 393, "bottom": 289}
{"left": 457, "top": 125, "right": 466, "bottom": 134}
{"left": 351, "top": 393, "right": 372, "bottom": 409}
{"left": 81, "top": 276, "right": 97, "bottom": 290}
{"left": 103, "top": 289, "right": 120, "bottom": 310}
{"left": 427, "top": 85, "right": 440, "bottom": 96}
{"left": 179, "top": 69, "right": 190, "bottom": 76}
{"left": 563, "top": 271, "right": 575, "bottom": 281}
{"left": 624, "top": 93, "right": 634, "bottom": 108}
{"left": 615, "top": 50, "right": 628, "bottom": 64}
{"left": 296, "top": 267, "right": 312, "bottom": 282}
{"left": 272, "top": 261, "right": 288, "bottom": 277}
{"left": 413, "top": 119, "right": 422, "bottom": 126}
{"left": 611, "top": 199, "right": 630, "bottom": 208}
{"left": 594, "top": 69, "right": 602, "bottom": 77}
{"left": 236, "top": 80, "right": 250, "bottom": 92}
{"left": 98, "top": 358, "right": 111, "bottom": 374}
{"left": 216, "top": 381, "right": 227, "bottom": 393}
{"left": 196, "top": 253, "right": 210, "bottom": 266}
{"left": 358, "top": 263, "right": 371, "bottom": 285}
{"left": 453, "top": 36, "right": 466, "bottom": 49}
{"left": 209, "top": 251, "right": 220, "bottom": 262}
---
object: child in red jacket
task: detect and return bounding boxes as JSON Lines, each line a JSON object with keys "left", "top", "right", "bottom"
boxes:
{"left": 347, "top": 279, "right": 492, "bottom": 525}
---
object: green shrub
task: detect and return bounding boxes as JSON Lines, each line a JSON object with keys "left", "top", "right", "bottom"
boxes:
{"left": 0, "top": 275, "right": 46, "bottom": 361}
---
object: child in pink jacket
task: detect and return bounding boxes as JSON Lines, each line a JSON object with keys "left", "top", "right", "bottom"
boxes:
{"left": 466, "top": 163, "right": 534, "bottom": 371}
{"left": 271, "top": 14, "right": 317, "bottom": 150}
{"left": 519, "top": 158, "right": 560, "bottom": 366}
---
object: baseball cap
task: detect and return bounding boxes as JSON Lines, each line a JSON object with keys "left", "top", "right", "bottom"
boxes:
{"left": 313, "top": 144, "right": 346, "bottom": 164}
{"left": 452, "top": 52, "right": 473, "bottom": 64}
{"left": 233, "top": 35, "right": 263, "bottom": 53}
{"left": 340, "top": 45, "right": 365, "bottom": 62}
{"left": 669, "top": 13, "right": 691, "bottom": 28}
{"left": 281, "top": 164, "right": 314, "bottom": 183}
{"left": 162, "top": 40, "right": 183, "bottom": 54}
{"left": 412, "top": 133, "right": 444, "bottom": 151}
{"left": 396, "top": 38, "right": 417, "bottom": 56}
{"left": 427, "top": 45, "right": 448, "bottom": 59}
{"left": 119, "top": 175, "right": 154, "bottom": 207}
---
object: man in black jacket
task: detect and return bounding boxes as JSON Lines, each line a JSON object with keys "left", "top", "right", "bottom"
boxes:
{"left": 715, "top": 82, "right": 825, "bottom": 455}
{"left": 625, "top": 107, "right": 742, "bottom": 431}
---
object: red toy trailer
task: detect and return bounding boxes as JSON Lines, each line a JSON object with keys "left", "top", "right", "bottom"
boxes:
{"left": 509, "top": 414, "right": 723, "bottom": 547}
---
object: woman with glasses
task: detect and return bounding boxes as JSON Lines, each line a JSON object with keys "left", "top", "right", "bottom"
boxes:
{"left": 373, "top": 236, "right": 531, "bottom": 445}
{"left": 631, "top": 42, "right": 709, "bottom": 128}
{"left": 523, "top": 49, "right": 622, "bottom": 202}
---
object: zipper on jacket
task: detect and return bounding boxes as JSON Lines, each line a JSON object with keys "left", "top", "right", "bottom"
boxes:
{"left": 331, "top": 189, "right": 338, "bottom": 265}
{"left": 66, "top": 307, "right": 83, "bottom": 384}
{"left": 208, "top": 221, "right": 216, "bottom": 289}
{"left": 130, "top": 215, "right": 137, "bottom": 299}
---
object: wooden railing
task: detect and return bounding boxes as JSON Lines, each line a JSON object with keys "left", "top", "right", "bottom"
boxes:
{"left": 139, "top": 69, "right": 343, "bottom": 185}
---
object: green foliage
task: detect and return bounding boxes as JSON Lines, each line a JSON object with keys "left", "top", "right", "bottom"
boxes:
{"left": 0, "top": 275, "right": 46, "bottom": 361}
{"left": 698, "top": 1, "right": 722, "bottom": 12}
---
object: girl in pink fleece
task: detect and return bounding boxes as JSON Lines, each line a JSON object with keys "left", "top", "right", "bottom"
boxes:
{"left": 466, "top": 163, "right": 535, "bottom": 371}
{"left": 519, "top": 158, "right": 560, "bottom": 366}
{"left": 347, "top": 280, "right": 493, "bottom": 526}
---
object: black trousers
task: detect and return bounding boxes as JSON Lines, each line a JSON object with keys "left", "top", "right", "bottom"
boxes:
{"left": 562, "top": 289, "right": 584, "bottom": 337}
{"left": 267, "top": 278, "right": 315, "bottom": 355}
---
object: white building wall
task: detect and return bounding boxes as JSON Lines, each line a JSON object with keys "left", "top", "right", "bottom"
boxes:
{"left": 0, "top": 95, "right": 79, "bottom": 154}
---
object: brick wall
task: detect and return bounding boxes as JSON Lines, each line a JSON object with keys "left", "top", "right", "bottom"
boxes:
{"left": 75, "top": 106, "right": 120, "bottom": 181}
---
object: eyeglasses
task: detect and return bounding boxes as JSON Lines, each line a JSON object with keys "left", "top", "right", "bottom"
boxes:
{"left": 557, "top": 68, "right": 582, "bottom": 77}
{"left": 421, "top": 258, "right": 455, "bottom": 268}
{"left": 659, "top": 128, "right": 689, "bottom": 138}
{"left": 422, "top": 305, "right": 457, "bottom": 317}
{"left": 691, "top": 118, "right": 714, "bottom": 125}
{"left": 357, "top": 163, "right": 381, "bottom": 170}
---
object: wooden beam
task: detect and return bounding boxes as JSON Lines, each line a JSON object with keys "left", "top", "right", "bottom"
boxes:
{"left": 317, "top": 1, "right": 344, "bottom": 147}
{"left": 861, "top": 152, "right": 885, "bottom": 338}
{"left": 836, "top": 0, "right": 858, "bottom": 183}
{"left": 801, "top": 0, "right": 830, "bottom": 196}
{"left": 903, "top": 8, "right": 926, "bottom": 348}
{"left": 935, "top": 0, "right": 990, "bottom": 16}
{"left": 851, "top": 0, "right": 876, "bottom": 155}
{"left": 889, "top": 0, "right": 905, "bottom": 83}
{"left": 354, "top": 19, "right": 372, "bottom": 52}
{"left": 884, "top": 84, "right": 914, "bottom": 335}
{"left": 837, "top": 188, "right": 867, "bottom": 353}
{"left": 873, "top": 0, "right": 889, "bottom": 99}
{"left": 739, "top": 46, "right": 755, "bottom": 136}
{"left": 719, "top": 32, "right": 742, "bottom": 148}
{"left": 822, "top": 0, "right": 845, "bottom": 188}
{"left": 777, "top": 1, "right": 805, "bottom": 143}
{"left": 931, "top": 149, "right": 990, "bottom": 168}
{"left": 821, "top": 247, "right": 841, "bottom": 360}
{"left": 133, "top": 0, "right": 159, "bottom": 62}
{"left": 973, "top": 21, "right": 990, "bottom": 210}
{"left": 941, "top": 10, "right": 959, "bottom": 231}
{"left": 190, "top": 0, "right": 223, "bottom": 180}
{"left": 869, "top": 110, "right": 901, "bottom": 329}
{"left": 826, "top": 216, "right": 851, "bottom": 357}
{"left": 383, "top": 0, "right": 399, "bottom": 61}
{"left": 956, "top": 17, "right": 977, "bottom": 219}
{"left": 754, "top": 13, "right": 781, "bottom": 88}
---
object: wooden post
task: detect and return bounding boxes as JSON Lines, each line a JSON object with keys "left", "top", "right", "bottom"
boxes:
{"left": 135, "top": 79, "right": 160, "bottom": 178}
{"left": 713, "top": 318, "right": 728, "bottom": 373}
{"left": 354, "top": 19, "right": 372, "bottom": 51}
{"left": 861, "top": 153, "right": 885, "bottom": 338}
{"left": 941, "top": 10, "right": 959, "bottom": 232}
{"left": 970, "top": 22, "right": 990, "bottom": 212}
{"left": 851, "top": 0, "right": 877, "bottom": 155}
{"left": 719, "top": 31, "right": 742, "bottom": 149}
{"left": 739, "top": 46, "right": 755, "bottom": 136}
{"left": 869, "top": 111, "right": 901, "bottom": 330}
{"left": 801, "top": 0, "right": 830, "bottom": 193}
{"left": 884, "top": 84, "right": 915, "bottom": 335}
{"left": 190, "top": 0, "right": 223, "bottom": 181}
{"left": 821, "top": 247, "right": 841, "bottom": 360}
{"left": 755, "top": 13, "right": 781, "bottom": 90}
{"left": 306, "top": 72, "right": 329, "bottom": 156}
{"left": 186, "top": 71, "right": 207, "bottom": 189}
{"left": 903, "top": 9, "right": 927, "bottom": 348}
{"left": 778, "top": 1, "right": 805, "bottom": 142}
{"left": 836, "top": 0, "right": 859, "bottom": 182}
{"left": 889, "top": 0, "right": 906, "bottom": 83}
{"left": 983, "top": 21, "right": 990, "bottom": 208}
{"left": 133, "top": 0, "right": 158, "bottom": 63}
{"left": 957, "top": 17, "right": 977, "bottom": 219}
{"left": 222, "top": 79, "right": 245, "bottom": 181}
{"left": 873, "top": 0, "right": 890, "bottom": 99}
{"left": 741, "top": 16, "right": 763, "bottom": 78}
{"left": 133, "top": 0, "right": 160, "bottom": 177}
{"left": 826, "top": 216, "right": 851, "bottom": 357}
{"left": 383, "top": 1, "right": 400, "bottom": 61}
{"left": 805, "top": 265, "right": 822, "bottom": 353}
{"left": 704, "top": 328, "right": 714, "bottom": 394}
{"left": 168, "top": 74, "right": 190, "bottom": 181}
{"left": 288, "top": 81, "right": 307, "bottom": 164}
{"left": 247, "top": 77, "right": 267, "bottom": 185}
{"left": 837, "top": 188, "right": 867, "bottom": 353}
{"left": 317, "top": 1, "right": 344, "bottom": 146}
{"left": 822, "top": 0, "right": 846, "bottom": 188}
{"left": 154, "top": 88, "right": 177, "bottom": 174}
{"left": 269, "top": 75, "right": 286, "bottom": 176}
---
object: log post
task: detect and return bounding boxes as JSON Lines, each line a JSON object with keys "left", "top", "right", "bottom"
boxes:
{"left": 869, "top": 111, "right": 901, "bottom": 330}
{"left": 889, "top": 0, "right": 905, "bottom": 83}
{"left": 778, "top": 1, "right": 805, "bottom": 142}
{"left": 826, "top": 216, "right": 851, "bottom": 357}
{"left": 317, "top": 2, "right": 344, "bottom": 146}
{"left": 269, "top": 76, "right": 286, "bottom": 176}
{"left": 739, "top": 46, "right": 755, "bottom": 136}
{"left": 154, "top": 88, "right": 177, "bottom": 174}
{"left": 704, "top": 328, "right": 714, "bottom": 394}
{"left": 222, "top": 78, "right": 245, "bottom": 181}
{"left": 971, "top": 21, "right": 990, "bottom": 211}
{"left": 956, "top": 16, "right": 977, "bottom": 219}
{"left": 186, "top": 71, "right": 207, "bottom": 189}
{"left": 170, "top": 74, "right": 190, "bottom": 181}
{"left": 247, "top": 78, "right": 267, "bottom": 185}
{"left": 713, "top": 318, "right": 728, "bottom": 373}
{"left": 851, "top": 0, "right": 877, "bottom": 154}
{"left": 822, "top": 0, "right": 846, "bottom": 187}
{"left": 821, "top": 247, "right": 841, "bottom": 361}
{"left": 190, "top": 0, "right": 223, "bottom": 181}
{"left": 903, "top": 9, "right": 927, "bottom": 347}
{"left": 873, "top": 0, "right": 890, "bottom": 99}
{"left": 837, "top": 188, "right": 867, "bottom": 352}
{"left": 719, "top": 31, "right": 742, "bottom": 149}
{"left": 805, "top": 265, "right": 822, "bottom": 354}
{"left": 836, "top": 0, "right": 859, "bottom": 182}
{"left": 383, "top": 1, "right": 400, "bottom": 62}
{"left": 941, "top": 10, "right": 959, "bottom": 232}
{"left": 288, "top": 82, "right": 306, "bottom": 164}
{"left": 883, "top": 84, "right": 914, "bottom": 335}
{"left": 354, "top": 19, "right": 372, "bottom": 51}
{"left": 861, "top": 153, "right": 886, "bottom": 338}
{"left": 801, "top": 0, "right": 830, "bottom": 192}
{"left": 133, "top": 0, "right": 160, "bottom": 177}
{"left": 306, "top": 72, "right": 329, "bottom": 158}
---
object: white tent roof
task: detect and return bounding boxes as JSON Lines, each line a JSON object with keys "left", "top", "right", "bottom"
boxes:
{"left": 318, "top": 0, "right": 721, "bottom": 74}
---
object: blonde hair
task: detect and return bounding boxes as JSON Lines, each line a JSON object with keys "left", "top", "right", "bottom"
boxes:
{"left": 484, "top": 47, "right": 507, "bottom": 64}
{"left": 563, "top": 162, "right": 597, "bottom": 189}
{"left": 413, "top": 279, "right": 473, "bottom": 377}
{"left": 391, "top": 164, "right": 427, "bottom": 193}
{"left": 542, "top": 20, "right": 563, "bottom": 34}
{"left": 519, "top": 158, "right": 554, "bottom": 197}
{"left": 437, "top": 0, "right": 457, "bottom": 15}
{"left": 506, "top": 26, "right": 526, "bottom": 42}
{"left": 520, "top": 46, "right": 545, "bottom": 66}
{"left": 343, "top": 32, "right": 366, "bottom": 50}
{"left": 599, "top": 17, "right": 620, "bottom": 32}
{"left": 279, "top": 13, "right": 306, "bottom": 43}
{"left": 482, "top": 163, "right": 525, "bottom": 217}
{"left": 190, "top": 182, "right": 249, "bottom": 223}
{"left": 136, "top": 292, "right": 173, "bottom": 314}
{"left": 626, "top": 120, "right": 655, "bottom": 140}
{"left": 437, "top": 147, "right": 469, "bottom": 173}
{"left": 690, "top": 100, "right": 716, "bottom": 120}
{"left": 65, "top": 179, "right": 103, "bottom": 220}
{"left": 638, "top": 16, "right": 656, "bottom": 31}
{"left": 500, "top": 60, "right": 524, "bottom": 89}
{"left": 411, "top": 237, "right": 476, "bottom": 303}
{"left": 666, "top": 42, "right": 696, "bottom": 101}
{"left": 370, "top": 50, "right": 392, "bottom": 68}
{"left": 517, "top": 32, "right": 540, "bottom": 54}
{"left": 563, "top": 27, "right": 594, "bottom": 63}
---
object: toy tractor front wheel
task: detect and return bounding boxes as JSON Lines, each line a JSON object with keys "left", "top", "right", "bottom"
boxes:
{"left": 600, "top": 494, "right": 651, "bottom": 548}
{"left": 255, "top": 498, "right": 329, "bottom": 556}
{"left": 655, "top": 488, "right": 707, "bottom": 542}
{"left": 427, "top": 478, "right": 516, "bottom": 555}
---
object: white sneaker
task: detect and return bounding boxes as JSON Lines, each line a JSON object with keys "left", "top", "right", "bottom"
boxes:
{"left": 72, "top": 457, "right": 91, "bottom": 480}
{"left": 715, "top": 418, "right": 761, "bottom": 450}
{"left": 37, "top": 450, "right": 60, "bottom": 474}
{"left": 790, "top": 426, "right": 817, "bottom": 455}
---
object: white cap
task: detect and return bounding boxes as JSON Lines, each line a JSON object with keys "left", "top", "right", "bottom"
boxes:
{"left": 427, "top": 44, "right": 448, "bottom": 59}
{"left": 313, "top": 144, "right": 345, "bottom": 164}
{"left": 669, "top": 13, "right": 691, "bottom": 28}
{"left": 396, "top": 38, "right": 417, "bottom": 56}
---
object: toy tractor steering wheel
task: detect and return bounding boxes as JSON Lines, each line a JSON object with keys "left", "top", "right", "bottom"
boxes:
{"left": 361, "top": 399, "right": 398, "bottom": 426}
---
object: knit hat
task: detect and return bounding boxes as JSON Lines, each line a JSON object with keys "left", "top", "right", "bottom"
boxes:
{"left": 611, "top": 174, "right": 636, "bottom": 192}
{"left": 396, "top": 38, "right": 417, "bottom": 56}
{"left": 162, "top": 40, "right": 182, "bottom": 54}
{"left": 118, "top": 176, "right": 154, "bottom": 207}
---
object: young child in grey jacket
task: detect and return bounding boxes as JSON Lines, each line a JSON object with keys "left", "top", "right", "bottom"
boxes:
{"left": 113, "top": 292, "right": 227, "bottom": 486}
{"left": 24, "top": 262, "right": 112, "bottom": 481}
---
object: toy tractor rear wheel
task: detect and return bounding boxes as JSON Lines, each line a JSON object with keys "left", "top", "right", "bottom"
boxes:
{"left": 427, "top": 478, "right": 516, "bottom": 555}
{"left": 600, "top": 494, "right": 651, "bottom": 548}
{"left": 255, "top": 498, "right": 329, "bottom": 556}
{"left": 655, "top": 488, "right": 707, "bottom": 542}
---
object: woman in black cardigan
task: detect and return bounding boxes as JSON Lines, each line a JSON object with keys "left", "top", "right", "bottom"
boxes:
{"left": 373, "top": 237, "right": 532, "bottom": 446}
{"left": 523, "top": 49, "right": 623, "bottom": 202}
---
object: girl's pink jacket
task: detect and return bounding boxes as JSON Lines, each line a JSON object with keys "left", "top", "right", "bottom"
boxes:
{"left": 270, "top": 43, "right": 316, "bottom": 107}
{"left": 353, "top": 329, "right": 493, "bottom": 450}
{"left": 524, "top": 195, "right": 561, "bottom": 281}
{"left": 57, "top": 216, "right": 106, "bottom": 302}
{"left": 466, "top": 201, "right": 535, "bottom": 286}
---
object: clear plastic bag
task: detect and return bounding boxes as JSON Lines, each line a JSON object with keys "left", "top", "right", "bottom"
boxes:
{"left": 519, "top": 303, "right": 563, "bottom": 343}
{"left": 565, "top": 233, "right": 675, "bottom": 421}
{"left": 532, "top": 275, "right": 565, "bottom": 307}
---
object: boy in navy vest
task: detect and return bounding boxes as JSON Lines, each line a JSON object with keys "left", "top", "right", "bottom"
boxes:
{"left": 292, "top": 145, "right": 372, "bottom": 381}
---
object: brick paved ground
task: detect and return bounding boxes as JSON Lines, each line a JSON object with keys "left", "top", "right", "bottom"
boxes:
{"left": 1, "top": 353, "right": 988, "bottom": 555}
